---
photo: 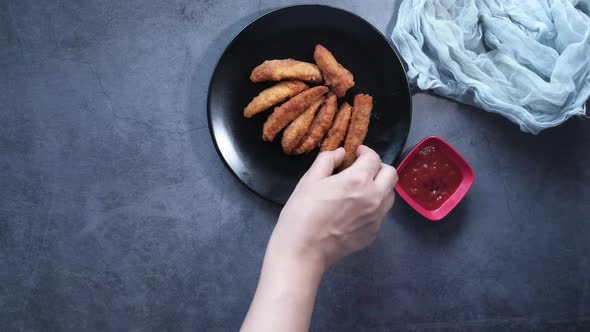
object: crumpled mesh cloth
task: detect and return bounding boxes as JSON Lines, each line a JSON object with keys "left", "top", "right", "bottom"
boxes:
{"left": 391, "top": 0, "right": 590, "bottom": 133}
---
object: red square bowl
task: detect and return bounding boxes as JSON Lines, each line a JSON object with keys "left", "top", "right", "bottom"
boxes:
{"left": 395, "top": 136, "right": 474, "bottom": 221}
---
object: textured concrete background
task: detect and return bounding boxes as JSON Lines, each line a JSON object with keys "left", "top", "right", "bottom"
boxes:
{"left": 1, "top": 0, "right": 589, "bottom": 331}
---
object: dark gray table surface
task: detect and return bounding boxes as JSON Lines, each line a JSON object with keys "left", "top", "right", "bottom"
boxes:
{"left": 2, "top": 0, "right": 589, "bottom": 331}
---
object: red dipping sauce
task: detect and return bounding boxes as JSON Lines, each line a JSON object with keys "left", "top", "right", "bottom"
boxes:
{"left": 398, "top": 145, "right": 462, "bottom": 210}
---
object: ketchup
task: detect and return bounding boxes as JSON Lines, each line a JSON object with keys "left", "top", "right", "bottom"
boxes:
{"left": 399, "top": 145, "right": 462, "bottom": 210}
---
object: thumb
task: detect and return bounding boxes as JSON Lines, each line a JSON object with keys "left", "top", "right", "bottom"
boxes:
{"left": 303, "top": 147, "right": 345, "bottom": 181}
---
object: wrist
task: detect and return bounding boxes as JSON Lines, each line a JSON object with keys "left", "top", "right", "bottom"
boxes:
{"left": 265, "top": 241, "right": 326, "bottom": 281}
{"left": 243, "top": 234, "right": 324, "bottom": 332}
{"left": 266, "top": 228, "right": 328, "bottom": 275}
{"left": 258, "top": 253, "right": 323, "bottom": 309}
{"left": 259, "top": 237, "right": 326, "bottom": 300}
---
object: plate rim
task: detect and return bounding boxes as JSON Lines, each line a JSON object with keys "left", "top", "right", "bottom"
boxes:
{"left": 206, "top": 4, "right": 413, "bottom": 205}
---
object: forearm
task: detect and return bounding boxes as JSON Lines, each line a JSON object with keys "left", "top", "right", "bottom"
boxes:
{"left": 241, "top": 239, "right": 325, "bottom": 332}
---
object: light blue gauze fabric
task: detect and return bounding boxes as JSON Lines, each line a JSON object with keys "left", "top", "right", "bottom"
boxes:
{"left": 391, "top": 0, "right": 590, "bottom": 133}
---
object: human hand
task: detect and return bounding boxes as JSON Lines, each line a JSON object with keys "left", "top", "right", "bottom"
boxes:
{"left": 241, "top": 146, "right": 397, "bottom": 332}
{"left": 266, "top": 145, "right": 398, "bottom": 273}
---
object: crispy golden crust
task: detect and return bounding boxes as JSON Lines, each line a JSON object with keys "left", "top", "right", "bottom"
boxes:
{"left": 244, "top": 81, "right": 309, "bottom": 118}
{"left": 250, "top": 59, "right": 323, "bottom": 83}
{"left": 320, "top": 102, "right": 352, "bottom": 152}
{"left": 314, "top": 44, "right": 354, "bottom": 97}
{"left": 262, "top": 86, "right": 329, "bottom": 142}
{"left": 340, "top": 94, "right": 373, "bottom": 169}
{"left": 292, "top": 92, "right": 338, "bottom": 154}
{"left": 281, "top": 98, "right": 324, "bottom": 155}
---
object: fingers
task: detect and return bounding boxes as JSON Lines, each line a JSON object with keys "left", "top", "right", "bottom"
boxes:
{"left": 374, "top": 163, "right": 398, "bottom": 195}
{"left": 376, "top": 163, "right": 397, "bottom": 217}
{"left": 303, "top": 147, "right": 345, "bottom": 181}
{"left": 373, "top": 164, "right": 397, "bottom": 226}
{"left": 380, "top": 191, "right": 396, "bottom": 220}
{"left": 342, "top": 145, "right": 382, "bottom": 179}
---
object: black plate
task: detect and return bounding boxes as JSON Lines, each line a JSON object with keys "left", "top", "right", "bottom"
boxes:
{"left": 208, "top": 5, "right": 412, "bottom": 205}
